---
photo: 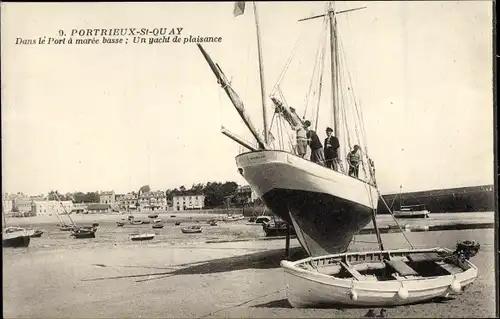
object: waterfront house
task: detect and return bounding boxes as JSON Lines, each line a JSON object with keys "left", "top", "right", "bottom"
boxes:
{"left": 87, "top": 203, "right": 111, "bottom": 214}
{"left": 32, "top": 200, "right": 74, "bottom": 216}
{"left": 138, "top": 190, "right": 168, "bottom": 211}
{"left": 172, "top": 191, "right": 205, "bottom": 211}
{"left": 99, "top": 191, "right": 115, "bottom": 205}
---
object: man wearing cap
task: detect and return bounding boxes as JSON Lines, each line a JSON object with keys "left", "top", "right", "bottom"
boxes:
{"left": 304, "top": 120, "right": 325, "bottom": 165}
{"left": 324, "top": 127, "right": 340, "bottom": 170}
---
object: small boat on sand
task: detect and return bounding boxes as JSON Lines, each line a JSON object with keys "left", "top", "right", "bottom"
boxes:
{"left": 262, "top": 220, "right": 295, "bottom": 237}
{"left": 30, "top": 230, "right": 44, "bottom": 238}
{"left": 174, "top": 222, "right": 181, "bottom": 226}
{"left": 152, "top": 220, "right": 164, "bottom": 229}
{"left": 116, "top": 221, "right": 125, "bottom": 227}
{"left": 223, "top": 214, "right": 245, "bottom": 222}
{"left": 281, "top": 241, "right": 480, "bottom": 307}
{"left": 394, "top": 205, "right": 430, "bottom": 219}
{"left": 148, "top": 213, "right": 159, "bottom": 219}
{"left": 131, "top": 220, "right": 143, "bottom": 225}
{"left": 181, "top": 225, "right": 203, "bottom": 234}
{"left": 130, "top": 233, "right": 155, "bottom": 241}
{"left": 246, "top": 215, "right": 272, "bottom": 225}
{"left": 209, "top": 221, "right": 218, "bottom": 226}
{"left": 71, "top": 227, "right": 97, "bottom": 239}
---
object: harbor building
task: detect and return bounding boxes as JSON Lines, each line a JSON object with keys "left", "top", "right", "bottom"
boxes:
{"left": 32, "top": 200, "right": 74, "bottom": 216}
{"left": 172, "top": 192, "right": 205, "bottom": 211}
{"left": 99, "top": 191, "right": 116, "bottom": 205}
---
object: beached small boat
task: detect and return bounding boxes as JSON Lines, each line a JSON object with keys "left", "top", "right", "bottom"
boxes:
{"left": 280, "top": 241, "right": 480, "bottom": 307}
{"left": 394, "top": 205, "right": 430, "bottom": 219}
{"left": 129, "top": 233, "right": 155, "bottom": 241}
{"left": 71, "top": 227, "right": 96, "bottom": 239}
{"left": 181, "top": 225, "right": 203, "bottom": 234}
{"left": 152, "top": 220, "right": 164, "bottom": 229}
{"left": 174, "top": 222, "right": 181, "bottom": 226}
{"left": 130, "top": 220, "right": 143, "bottom": 225}
{"left": 30, "top": 230, "right": 44, "bottom": 238}
{"left": 262, "top": 220, "right": 296, "bottom": 237}
{"left": 223, "top": 214, "right": 245, "bottom": 222}
{"left": 116, "top": 221, "right": 125, "bottom": 227}
{"left": 393, "top": 186, "right": 430, "bottom": 219}
{"left": 148, "top": 213, "right": 159, "bottom": 219}
{"left": 246, "top": 216, "right": 272, "bottom": 225}
{"left": 59, "top": 225, "right": 74, "bottom": 231}
{"left": 2, "top": 227, "right": 33, "bottom": 247}
{"left": 141, "top": 220, "right": 151, "bottom": 224}
{"left": 209, "top": 221, "right": 218, "bottom": 226}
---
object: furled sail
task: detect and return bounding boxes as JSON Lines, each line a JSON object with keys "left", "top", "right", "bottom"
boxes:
{"left": 270, "top": 96, "right": 305, "bottom": 130}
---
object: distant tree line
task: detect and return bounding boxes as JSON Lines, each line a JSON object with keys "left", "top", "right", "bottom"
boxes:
{"left": 377, "top": 185, "right": 494, "bottom": 213}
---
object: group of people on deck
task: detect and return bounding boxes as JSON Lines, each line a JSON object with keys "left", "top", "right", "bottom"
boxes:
{"left": 294, "top": 119, "right": 361, "bottom": 178}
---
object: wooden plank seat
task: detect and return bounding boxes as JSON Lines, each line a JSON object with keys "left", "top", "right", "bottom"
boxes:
{"left": 339, "top": 261, "right": 364, "bottom": 280}
{"left": 384, "top": 259, "right": 419, "bottom": 276}
{"left": 407, "top": 252, "right": 442, "bottom": 262}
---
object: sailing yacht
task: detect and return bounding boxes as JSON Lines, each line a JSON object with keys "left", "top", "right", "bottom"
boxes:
{"left": 2, "top": 203, "right": 33, "bottom": 247}
{"left": 198, "top": 2, "right": 379, "bottom": 256}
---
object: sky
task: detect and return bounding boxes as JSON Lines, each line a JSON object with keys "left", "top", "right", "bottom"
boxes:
{"left": 1, "top": 1, "right": 494, "bottom": 196}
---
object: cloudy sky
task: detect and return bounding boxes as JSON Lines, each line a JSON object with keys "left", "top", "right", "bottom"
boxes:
{"left": 1, "top": 1, "right": 493, "bottom": 196}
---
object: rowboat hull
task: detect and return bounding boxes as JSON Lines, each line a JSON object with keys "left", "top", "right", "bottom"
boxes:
{"left": 130, "top": 234, "right": 155, "bottom": 241}
{"left": 236, "top": 150, "right": 378, "bottom": 256}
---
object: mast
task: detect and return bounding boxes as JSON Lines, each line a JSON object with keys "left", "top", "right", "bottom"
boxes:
{"left": 2, "top": 200, "right": 7, "bottom": 229}
{"left": 328, "top": 2, "right": 340, "bottom": 147}
{"left": 54, "top": 192, "right": 77, "bottom": 227}
{"left": 399, "top": 185, "right": 403, "bottom": 209}
{"left": 252, "top": 1, "right": 269, "bottom": 144}
{"left": 298, "top": 4, "right": 366, "bottom": 159}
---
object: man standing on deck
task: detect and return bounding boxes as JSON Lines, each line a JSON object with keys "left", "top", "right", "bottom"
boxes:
{"left": 347, "top": 145, "right": 361, "bottom": 178}
{"left": 304, "top": 120, "right": 325, "bottom": 165}
{"left": 324, "top": 127, "right": 340, "bottom": 170}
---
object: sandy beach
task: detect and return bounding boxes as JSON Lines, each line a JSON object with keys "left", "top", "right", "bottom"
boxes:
{"left": 3, "top": 212, "right": 496, "bottom": 318}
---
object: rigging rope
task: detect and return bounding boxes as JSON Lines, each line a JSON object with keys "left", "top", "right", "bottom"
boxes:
{"left": 313, "top": 16, "right": 329, "bottom": 132}
{"left": 271, "top": 30, "right": 307, "bottom": 97}
{"left": 302, "top": 17, "right": 328, "bottom": 121}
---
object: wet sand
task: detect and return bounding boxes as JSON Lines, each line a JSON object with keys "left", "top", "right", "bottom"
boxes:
{"left": 3, "top": 213, "right": 496, "bottom": 318}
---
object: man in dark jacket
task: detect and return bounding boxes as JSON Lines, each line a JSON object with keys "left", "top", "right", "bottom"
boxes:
{"left": 324, "top": 127, "right": 340, "bottom": 170}
{"left": 304, "top": 120, "right": 325, "bottom": 165}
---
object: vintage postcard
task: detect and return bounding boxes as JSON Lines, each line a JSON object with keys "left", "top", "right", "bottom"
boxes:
{"left": 1, "top": 1, "right": 496, "bottom": 318}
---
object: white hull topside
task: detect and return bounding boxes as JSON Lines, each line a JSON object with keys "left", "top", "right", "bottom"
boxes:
{"left": 235, "top": 150, "right": 379, "bottom": 210}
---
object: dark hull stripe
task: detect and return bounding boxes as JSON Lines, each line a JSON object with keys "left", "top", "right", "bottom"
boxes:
{"left": 262, "top": 188, "right": 374, "bottom": 256}
{"left": 3, "top": 235, "right": 31, "bottom": 247}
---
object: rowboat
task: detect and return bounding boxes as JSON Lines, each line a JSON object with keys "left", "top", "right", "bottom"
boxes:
{"left": 181, "top": 225, "right": 203, "bottom": 234}
{"left": 281, "top": 241, "right": 480, "bottom": 307}
{"left": 129, "top": 233, "right": 155, "bottom": 241}
{"left": 246, "top": 216, "right": 271, "bottom": 225}
{"left": 152, "top": 220, "right": 164, "bottom": 229}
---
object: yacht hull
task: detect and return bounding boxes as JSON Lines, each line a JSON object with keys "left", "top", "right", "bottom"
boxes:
{"left": 236, "top": 150, "right": 379, "bottom": 256}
